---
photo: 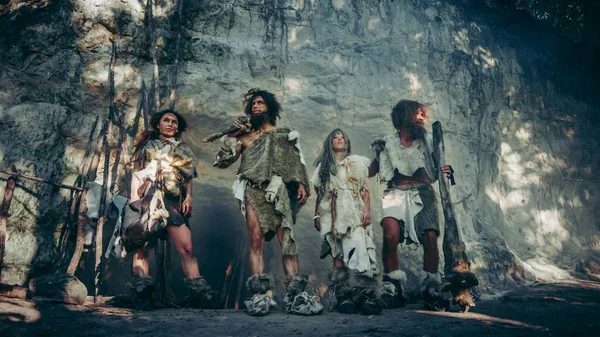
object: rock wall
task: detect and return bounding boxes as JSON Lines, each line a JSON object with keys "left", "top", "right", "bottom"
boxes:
{"left": 1, "top": 0, "right": 599, "bottom": 300}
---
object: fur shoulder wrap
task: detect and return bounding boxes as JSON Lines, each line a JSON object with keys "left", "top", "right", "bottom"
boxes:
{"left": 239, "top": 128, "right": 310, "bottom": 194}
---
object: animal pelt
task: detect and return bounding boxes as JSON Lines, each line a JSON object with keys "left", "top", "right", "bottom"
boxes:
{"left": 386, "top": 270, "right": 408, "bottom": 283}
{"left": 329, "top": 266, "right": 378, "bottom": 289}
{"left": 127, "top": 274, "right": 154, "bottom": 293}
{"left": 238, "top": 128, "right": 309, "bottom": 191}
{"left": 240, "top": 128, "right": 309, "bottom": 255}
{"left": 371, "top": 133, "right": 437, "bottom": 183}
{"left": 370, "top": 139, "right": 386, "bottom": 158}
{"left": 329, "top": 266, "right": 350, "bottom": 284}
{"left": 284, "top": 274, "right": 308, "bottom": 295}
{"left": 246, "top": 274, "right": 274, "bottom": 295}
{"left": 442, "top": 271, "right": 478, "bottom": 311}
{"left": 420, "top": 272, "right": 442, "bottom": 294}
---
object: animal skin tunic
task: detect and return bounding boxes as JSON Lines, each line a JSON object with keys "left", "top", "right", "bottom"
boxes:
{"left": 372, "top": 133, "right": 440, "bottom": 244}
{"left": 229, "top": 128, "right": 309, "bottom": 256}
{"left": 311, "top": 155, "right": 378, "bottom": 277}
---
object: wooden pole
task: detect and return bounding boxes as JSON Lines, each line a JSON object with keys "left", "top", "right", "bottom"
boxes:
{"left": 168, "top": 0, "right": 184, "bottom": 110}
{"left": 432, "top": 121, "right": 478, "bottom": 313}
{"left": 0, "top": 171, "right": 83, "bottom": 191}
{"left": 59, "top": 116, "right": 100, "bottom": 271}
{"left": 94, "top": 39, "right": 118, "bottom": 303}
{"left": 0, "top": 167, "right": 17, "bottom": 283}
{"left": 109, "top": 112, "right": 126, "bottom": 194}
{"left": 145, "top": 0, "right": 160, "bottom": 114}
{"left": 66, "top": 121, "right": 107, "bottom": 276}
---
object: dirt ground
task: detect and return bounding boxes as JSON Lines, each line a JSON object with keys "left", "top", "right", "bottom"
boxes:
{"left": 1, "top": 280, "right": 599, "bottom": 337}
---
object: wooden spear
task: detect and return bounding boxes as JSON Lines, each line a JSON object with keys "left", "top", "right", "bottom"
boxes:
{"left": 66, "top": 119, "right": 108, "bottom": 275}
{"left": 168, "top": 0, "right": 184, "bottom": 110}
{"left": 145, "top": 0, "right": 160, "bottom": 114}
{"left": 0, "top": 167, "right": 18, "bottom": 283}
{"left": 93, "top": 38, "right": 118, "bottom": 302}
{"left": 58, "top": 116, "right": 100, "bottom": 271}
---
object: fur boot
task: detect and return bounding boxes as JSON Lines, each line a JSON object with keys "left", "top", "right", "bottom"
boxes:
{"left": 376, "top": 270, "right": 406, "bottom": 309}
{"left": 283, "top": 274, "right": 323, "bottom": 315}
{"left": 244, "top": 274, "right": 276, "bottom": 316}
{"left": 329, "top": 267, "right": 381, "bottom": 315}
{"left": 421, "top": 272, "right": 450, "bottom": 311}
{"left": 127, "top": 274, "right": 154, "bottom": 311}
{"left": 352, "top": 274, "right": 382, "bottom": 315}
{"left": 328, "top": 266, "right": 354, "bottom": 313}
{"left": 180, "top": 277, "right": 217, "bottom": 309}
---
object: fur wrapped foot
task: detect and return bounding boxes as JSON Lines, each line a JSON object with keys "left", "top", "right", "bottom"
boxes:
{"left": 127, "top": 275, "right": 154, "bottom": 311}
{"left": 284, "top": 275, "right": 323, "bottom": 315}
{"left": 421, "top": 272, "right": 450, "bottom": 312}
{"left": 328, "top": 267, "right": 352, "bottom": 313}
{"left": 179, "top": 277, "right": 217, "bottom": 309}
{"left": 376, "top": 270, "right": 406, "bottom": 309}
{"left": 245, "top": 274, "right": 276, "bottom": 316}
{"left": 442, "top": 271, "right": 478, "bottom": 312}
{"left": 355, "top": 287, "right": 382, "bottom": 316}
{"left": 245, "top": 293, "right": 277, "bottom": 316}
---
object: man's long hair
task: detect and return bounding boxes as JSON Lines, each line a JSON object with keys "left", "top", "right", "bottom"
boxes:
{"left": 243, "top": 88, "right": 281, "bottom": 126}
{"left": 134, "top": 109, "right": 189, "bottom": 151}
{"left": 314, "top": 129, "right": 351, "bottom": 199}
{"left": 391, "top": 99, "right": 428, "bottom": 139}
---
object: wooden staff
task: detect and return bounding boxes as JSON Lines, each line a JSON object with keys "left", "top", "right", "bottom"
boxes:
{"left": 145, "top": 0, "right": 160, "bottom": 114}
{"left": 66, "top": 119, "right": 108, "bottom": 275}
{"left": 329, "top": 189, "right": 338, "bottom": 257}
{"left": 58, "top": 116, "right": 100, "bottom": 271}
{"left": 432, "top": 121, "right": 478, "bottom": 313}
{"left": 93, "top": 39, "right": 118, "bottom": 302}
{"left": 0, "top": 167, "right": 17, "bottom": 283}
{"left": 142, "top": 80, "right": 150, "bottom": 130}
{"left": 0, "top": 171, "right": 83, "bottom": 191}
{"left": 132, "top": 80, "right": 147, "bottom": 142}
{"left": 168, "top": 0, "right": 184, "bottom": 110}
{"left": 109, "top": 112, "right": 126, "bottom": 194}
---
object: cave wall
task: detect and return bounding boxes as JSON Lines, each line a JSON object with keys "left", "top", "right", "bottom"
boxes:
{"left": 0, "top": 0, "right": 598, "bottom": 299}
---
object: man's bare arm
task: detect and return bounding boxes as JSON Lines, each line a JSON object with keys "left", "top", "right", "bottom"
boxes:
{"left": 181, "top": 178, "right": 193, "bottom": 216}
{"left": 313, "top": 187, "right": 321, "bottom": 232}
{"left": 130, "top": 173, "right": 141, "bottom": 202}
{"left": 360, "top": 188, "right": 372, "bottom": 227}
{"left": 368, "top": 159, "right": 379, "bottom": 178}
{"left": 215, "top": 136, "right": 243, "bottom": 168}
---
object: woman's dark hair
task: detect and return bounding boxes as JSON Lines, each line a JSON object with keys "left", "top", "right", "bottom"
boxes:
{"left": 314, "top": 129, "right": 351, "bottom": 199}
{"left": 134, "top": 109, "right": 189, "bottom": 150}
{"left": 391, "top": 99, "right": 428, "bottom": 130}
{"left": 243, "top": 88, "right": 281, "bottom": 126}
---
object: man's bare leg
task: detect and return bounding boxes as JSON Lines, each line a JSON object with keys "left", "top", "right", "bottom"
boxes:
{"left": 132, "top": 248, "right": 150, "bottom": 276}
{"left": 276, "top": 227, "right": 323, "bottom": 315}
{"left": 166, "top": 225, "right": 200, "bottom": 279}
{"left": 276, "top": 226, "right": 298, "bottom": 276}
{"left": 246, "top": 203, "right": 266, "bottom": 275}
{"left": 131, "top": 248, "right": 153, "bottom": 310}
{"left": 421, "top": 230, "right": 439, "bottom": 273}
{"left": 382, "top": 217, "right": 402, "bottom": 273}
{"left": 379, "top": 217, "right": 407, "bottom": 309}
{"left": 243, "top": 203, "right": 278, "bottom": 315}
{"left": 420, "top": 229, "right": 447, "bottom": 311}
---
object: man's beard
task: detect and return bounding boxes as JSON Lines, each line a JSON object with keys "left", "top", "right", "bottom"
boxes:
{"left": 409, "top": 124, "right": 426, "bottom": 139}
{"left": 250, "top": 113, "right": 267, "bottom": 130}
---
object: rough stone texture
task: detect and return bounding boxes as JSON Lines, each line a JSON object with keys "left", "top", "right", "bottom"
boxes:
{"left": 0, "top": 0, "right": 598, "bottom": 300}
{"left": 28, "top": 273, "right": 87, "bottom": 305}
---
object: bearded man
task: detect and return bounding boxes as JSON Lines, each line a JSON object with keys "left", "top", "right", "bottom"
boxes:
{"left": 369, "top": 99, "right": 453, "bottom": 311}
{"left": 215, "top": 88, "right": 323, "bottom": 316}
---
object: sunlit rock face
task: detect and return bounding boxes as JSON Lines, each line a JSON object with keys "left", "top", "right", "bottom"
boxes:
{"left": 1, "top": 0, "right": 598, "bottom": 300}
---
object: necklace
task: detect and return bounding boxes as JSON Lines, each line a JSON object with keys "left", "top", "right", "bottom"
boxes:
{"left": 254, "top": 128, "right": 264, "bottom": 136}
